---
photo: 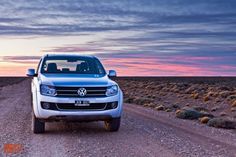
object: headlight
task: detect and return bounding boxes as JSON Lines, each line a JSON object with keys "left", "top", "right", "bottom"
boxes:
{"left": 106, "top": 85, "right": 118, "bottom": 96}
{"left": 40, "top": 84, "right": 57, "bottom": 96}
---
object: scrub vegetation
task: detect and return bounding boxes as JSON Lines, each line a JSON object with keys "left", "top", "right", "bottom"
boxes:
{"left": 116, "top": 77, "right": 236, "bottom": 129}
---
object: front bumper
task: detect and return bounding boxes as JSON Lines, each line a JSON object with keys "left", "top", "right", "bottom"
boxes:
{"left": 40, "top": 115, "right": 113, "bottom": 122}
{"left": 33, "top": 91, "right": 123, "bottom": 120}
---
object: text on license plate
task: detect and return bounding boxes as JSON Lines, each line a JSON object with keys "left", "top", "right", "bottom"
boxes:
{"left": 74, "top": 100, "right": 90, "bottom": 106}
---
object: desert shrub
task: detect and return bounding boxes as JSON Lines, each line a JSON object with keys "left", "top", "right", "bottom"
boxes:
{"left": 133, "top": 97, "right": 153, "bottom": 105}
{"left": 185, "top": 86, "right": 196, "bottom": 94}
{"left": 155, "top": 85, "right": 164, "bottom": 90}
{"left": 165, "top": 108, "right": 172, "bottom": 112}
{"left": 193, "top": 106, "right": 208, "bottom": 112}
{"left": 207, "top": 91, "right": 218, "bottom": 97}
{"left": 158, "top": 92, "right": 166, "bottom": 96}
{"left": 207, "top": 118, "right": 236, "bottom": 129}
{"left": 176, "top": 108, "right": 202, "bottom": 120}
{"left": 151, "top": 95, "right": 156, "bottom": 99}
{"left": 155, "top": 105, "right": 165, "bottom": 111}
{"left": 170, "top": 87, "right": 179, "bottom": 93}
{"left": 171, "top": 104, "right": 180, "bottom": 109}
{"left": 227, "top": 95, "right": 236, "bottom": 101}
{"left": 220, "top": 112, "right": 227, "bottom": 117}
{"left": 203, "top": 96, "right": 210, "bottom": 101}
{"left": 217, "top": 86, "right": 231, "bottom": 91}
{"left": 211, "top": 107, "right": 218, "bottom": 112}
{"left": 145, "top": 103, "right": 155, "bottom": 108}
{"left": 124, "top": 97, "right": 135, "bottom": 103}
{"left": 215, "top": 98, "right": 221, "bottom": 103}
{"left": 219, "top": 91, "right": 234, "bottom": 98}
{"left": 185, "top": 103, "right": 190, "bottom": 106}
{"left": 176, "top": 107, "right": 213, "bottom": 120}
{"left": 147, "top": 95, "right": 153, "bottom": 98}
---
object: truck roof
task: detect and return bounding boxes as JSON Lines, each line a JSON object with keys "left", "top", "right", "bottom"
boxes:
{"left": 43, "top": 54, "right": 96, "bottom": 59}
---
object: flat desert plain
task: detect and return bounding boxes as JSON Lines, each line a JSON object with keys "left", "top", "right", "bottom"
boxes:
{"left": 0, "top": 77, "right": 235, "bottom": 157}
{"left": 116, "top": 77, "right": 236, "bottom": 128}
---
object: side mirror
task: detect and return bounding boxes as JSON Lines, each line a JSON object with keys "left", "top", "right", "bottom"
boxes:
{"left": 108, "top": 70, "right": 117, "bottom": 77}
{"left": 27, "top": 69, "right": 36, "bottom": 77}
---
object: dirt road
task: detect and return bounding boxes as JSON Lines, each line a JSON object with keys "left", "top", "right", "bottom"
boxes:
{"left": 0, "top": 79, "right": 235, "bottom": 157}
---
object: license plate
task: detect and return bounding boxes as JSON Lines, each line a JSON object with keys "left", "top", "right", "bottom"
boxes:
{"left": 74, "top": 100, "right": 90, "bottom": 106}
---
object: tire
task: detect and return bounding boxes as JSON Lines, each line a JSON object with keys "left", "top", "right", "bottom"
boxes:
{"left": 104, "top": 117, "right": 121, "bottom": 132}
{"left": 32, "top": 113, "right": 45, "bottom": 134}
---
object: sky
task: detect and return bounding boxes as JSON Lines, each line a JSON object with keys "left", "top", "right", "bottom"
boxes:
{"left": 0, "top": 0, "right": 236, "bottom": 76}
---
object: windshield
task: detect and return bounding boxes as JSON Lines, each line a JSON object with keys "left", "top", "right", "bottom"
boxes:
{"left": 41, "top": 56, "right": 106, "bottom": 75}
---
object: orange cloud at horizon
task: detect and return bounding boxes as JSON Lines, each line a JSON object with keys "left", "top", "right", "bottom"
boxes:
{"left": 0, "top": 62, "right": 36, "bottom": 76}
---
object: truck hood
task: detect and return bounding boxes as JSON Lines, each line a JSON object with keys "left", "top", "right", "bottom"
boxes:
{"left": 39, "top": 74, "right": 116, "bottom": 87}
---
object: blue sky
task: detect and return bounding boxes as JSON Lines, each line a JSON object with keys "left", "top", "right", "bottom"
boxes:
{"left": 0, "top": 0, "right": 235, "bottom": 76}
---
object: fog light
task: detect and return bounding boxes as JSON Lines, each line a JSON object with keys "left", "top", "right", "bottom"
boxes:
{"left": 42, "top": 102, "right": 50, "bottom": 109}
{"left": 111, "top": 102, "right": 118, "bottom": 109}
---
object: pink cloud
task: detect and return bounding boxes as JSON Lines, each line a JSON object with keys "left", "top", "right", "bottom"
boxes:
{"left": 101, "top": 55, "right": 236, "bottom": 76}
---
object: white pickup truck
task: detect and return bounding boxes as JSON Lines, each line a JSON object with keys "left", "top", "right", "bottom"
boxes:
{"left": 27, "top": 54, "right": 123, "bottom": 133}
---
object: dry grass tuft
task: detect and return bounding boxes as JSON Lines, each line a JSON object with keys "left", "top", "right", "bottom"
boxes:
{"left": 191, "top": 93, "right": 199, "bottom": 99}
{"left": 207, "top": 91, "right": 217, "bottom": 97}
{"left": 199, "top": 116, "right": 210, "bottom": 124}
{"left": 165, "top": 108, "right": 171, "bottom": 112}
{"left": 219, "top": 91, "right": 233, "bottom": 98}
{"left": 211, "top": 107, "right": 218, "bottom": 112}
{"left": 231, "top": 100, "right": 236, "bottom": 107}
{"left": 220, "top": 112, "right": 227, "bottom": 117}
{"left": 203, "top": 96, "right": 210, "bottom": 102}
{"left": 143, "top": 103, "right": 155, "bottom": 108}
{"left": 155, "top": 105, "right": 165, "bottom": 111}
{"left": 175, "top": 109, "right": 181, "bottom": 114}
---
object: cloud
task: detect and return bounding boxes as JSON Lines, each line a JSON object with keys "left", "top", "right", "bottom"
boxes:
{"left": 0, "top": 0, "right": 236, "bottom": 36}
{"left": 0, "top": 0, "right": 236, "bottom": 75}
{"left": 0, "top": 17, "right": 23, "bottom": 23}
{"left": 45, "top": 46, "right": 105, "bottom": 53}
{"left": 1, "top": 56, "right": 41, "bottom": 64}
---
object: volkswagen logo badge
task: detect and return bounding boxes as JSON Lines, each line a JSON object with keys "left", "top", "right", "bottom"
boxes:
{"left": 77, "top": 88, "right": 87, "bottom": 97}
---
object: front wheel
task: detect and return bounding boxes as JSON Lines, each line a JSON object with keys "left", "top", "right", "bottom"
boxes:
{"left": 32, "top": 113, "right": 45, "bottom": 134}
{"left": 104, "top": 117, "right": 121, "bottom": 132}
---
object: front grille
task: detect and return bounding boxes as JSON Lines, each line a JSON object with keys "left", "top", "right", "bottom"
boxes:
{"left": 41, "top": 102, "right": 118, "bottom": 111}
{"left": 57, "top": 103, "right": 107, "bottom": 110}
{"left": 55, "top": 87, "right": 107, "bottom": 97}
